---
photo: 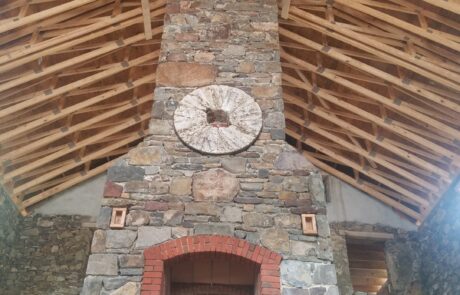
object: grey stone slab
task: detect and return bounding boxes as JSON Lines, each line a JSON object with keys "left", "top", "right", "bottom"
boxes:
{"left": 97, "top": 207, "right": 112, "bottom": 230}
{"left": 312, "top": 264, "right": 337, "bottom": 285}
{"left": 135, "top": 226, "right": 171, "bottom": 249}
{"left": 81, "top": 276, "right": 103, "bottom": 295}
{"left": 107, "top": 166, "right": 145, "bottom": 182}
{"left": 281, "top": 260, "right": 313, "bottom": 288}
{"left": 194, "top": 223, "right": 234, "bottom": 235}
{"left": 106, "top": 230, "right": 137, "bottom": 249}
{"left": 86, "top": 254, "right": 118, "bottom": 276}
{"left": 119, "top": 255, "right": 143, "bottom": 268}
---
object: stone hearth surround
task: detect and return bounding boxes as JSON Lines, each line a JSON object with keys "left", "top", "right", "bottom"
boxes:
{"left": 82, "top": 0, "right": 338, "bottom": 294}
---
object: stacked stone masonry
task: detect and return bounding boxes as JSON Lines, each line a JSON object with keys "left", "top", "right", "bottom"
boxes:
{"left": 0, "top": 214, "right": 94, "bottom": 295}
{"left": 83, "top": 1, "right": 338, "bottom": 295}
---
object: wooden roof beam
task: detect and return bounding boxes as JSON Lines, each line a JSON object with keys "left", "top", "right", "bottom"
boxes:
{"left": 287, "top": 7, "right": 460, "bottom": 90}
{"left": 333, "top": 0, "right": 460, "bottom": 52}
{"left": 0, "top": 74, "right": 155, "bottom": 161}
{"left": 280, "top": 54, "right": 460, "bottom": 159}
{"left": 12, "top": 116, "right": 149, "bottom": 196}
{"left": 282, "top": 87, "right": 450, "bottom": 179}
{"left": 285, "top": 111, "right": 439, "bottom": 193}
{"left": 0, "top": 0, "right": 98, "bottom": 34}
{"left": 0, "top": 49, "right": 160, "bottom": 121}
{"left": 296, "top": 140, "right": 422, "bottom": 221}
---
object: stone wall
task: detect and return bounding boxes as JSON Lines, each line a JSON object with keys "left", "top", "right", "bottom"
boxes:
{"left": 0, "top": 188, "right": 20, "bottom": 285}
{"left": 385, "top": 179, "right": 460, "bottom": 295}
{"left": 82, "top": 0, "right": 338, "bottom": 294}
{"left": 0, "top": 214, "right": 94, "bottom": 295}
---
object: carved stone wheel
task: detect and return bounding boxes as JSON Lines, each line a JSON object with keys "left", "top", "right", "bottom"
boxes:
{"left": 174, "top": 85, "right": 263, "bottom": 155}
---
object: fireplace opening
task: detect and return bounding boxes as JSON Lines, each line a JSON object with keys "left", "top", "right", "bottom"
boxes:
{"left": 206, "top": 108, "right": 230, "bottom": 127}
{"left": 165, "top": 252, "right": 259, "bottom": 295}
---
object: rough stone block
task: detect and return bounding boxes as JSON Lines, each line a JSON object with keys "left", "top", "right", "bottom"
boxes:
{"left": 275, "top": 152, "right": 315, "bottom": 171}
{"left": 119, "top": 255, "right": 144, "bottom": 268}
{"left": 107, "top": 166, "right": 145, "bottom": 182}
{"left": 221, "top": 157, "right": 247, "bottom": 174}
{"left": 136, "top": 226, "right": 171, "bottom": 248}
{"left": 308, "top": 174, "right": 325, "bottom": 203}
{"left": 243, "top": 213, "right": 274, "bottom": 228}
{"left": 144, "top": 201, "right": 169, "bottom": 211}
{"left": 163, "top": 210, "right": 184, "bottom": 226}
{"left": 106, "top": 230, "right": 137, "bottom": 249}
{"left": 194, "top": 223, "right": 234, "bottom": 235}
{"left": 156, "top": 62, "right": 216, "bottom": 87}
{"left": 128, "top": 147, "right": 166, "bottom": 165}
{"left": 284, "top": 176, "right": 309, "bottom": 192}
{"left": 185, "top": 202, "right": 219, "bottom": 216}
{"left": 281, "top": 260, "right": 313, "bottom": 288}
{"left": 221, "top": 207, "right": 242, "bottom": 223}
{"left": 109, "top": 282, "right": 139, "bottom": 295}
{"left": 325, "top": 286, "right": 339, "bottom": 295}
{"left": 313, "top": 264, "right": 337, "bottom": 285}
{"left": 103, "top": 181, "right": 123, "bottom": 198}
{"left": 91, "top": 230, "right": 106, "bottom": 253}
{"left": 170, "top": 176, "right": 192, "bottom": 195}
{"left": 264, "top": 112, "right": 285, "bottom": 128}
{"left": 126, "top": 210, "right": 150, "bottom": 226}
{"left": 282, "top": 288, "right": 310, "bottom": 295}
{"left": 261, "top": 228, "right": 290, "bottom": 253}
{"left": 193, "top": 169, "right": 239, "bottom": 202}
{"left": 97, "top": 207, "right": 112, "bottom": 229}
{"left": 81, "top": 276, "right": 103, "bottom": 295}
{"left": 86, "top": 254, "right": 118, "bottom": 276}
{"left": 275, "top": 214, "right": 301, "bottom": 229}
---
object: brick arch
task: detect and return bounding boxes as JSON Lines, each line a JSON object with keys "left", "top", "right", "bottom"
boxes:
{"left": 142, "top": 235, "right": 282, "bottom": 295}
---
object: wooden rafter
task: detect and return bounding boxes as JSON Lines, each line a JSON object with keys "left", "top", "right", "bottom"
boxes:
{"left": 280, "top": 0, "right": 460, "bottom": 223}
{"left": 0, "top": 0, "right": 166, "bottom": 214}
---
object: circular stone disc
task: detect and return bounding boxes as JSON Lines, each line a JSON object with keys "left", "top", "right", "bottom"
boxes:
{"left": 173, "top": 85, "right": 263, "bottom": 155}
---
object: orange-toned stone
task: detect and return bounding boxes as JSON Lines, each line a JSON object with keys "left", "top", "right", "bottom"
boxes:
{"left": 156, "top": 62, "right": 216, "bottom": 87}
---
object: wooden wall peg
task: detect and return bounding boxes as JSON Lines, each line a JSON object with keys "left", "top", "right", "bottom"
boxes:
{"left": 110, "top": 207, "right": 127, "bottom": 229}
{"left": 301, "top": 214, "right": 318, "bottom": 235}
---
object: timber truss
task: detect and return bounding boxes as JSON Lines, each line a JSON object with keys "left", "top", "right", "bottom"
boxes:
{"left": 279, "top": 0, "right": 460, "bottom": 223}
{"left": 0, "top": 0, "right": 165, "bottom": 214}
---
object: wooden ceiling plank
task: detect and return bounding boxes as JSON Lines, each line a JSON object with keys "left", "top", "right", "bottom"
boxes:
{"left": 297, "top": 147, "right": 422, "bottom": 221}
{"left": 0, "top": 4, "right": 165, "bottom": 71}
{"left": 285, "top": 111, "right": 438, "bottom": 196}
{"left": 288, "top": 6, "right": 460, "bottom": 88}
{"left": 0, "top": 0, "right": 99, "bottom": 34}
{"left": 0, "top": 73, "right": 154, "bottom": 143}
{"left": 12, "top": 117, "right": 149, "bottom": 196}
{"left": 0, "top": 89, "right": 153, "bottom": 163}
{"left": 141, "top": 0, "right": 153, "bottom": 39}
{"left": 294, "top": 129, "right": 430, "bottom": 209}
{"left": 280, "top": 24, "right": 460, "bottom": 119}
{"left": 0, "top": 49, "right": 160, "bottom": 120}
{"left": 333, "top": 6, "right": 460, "bottom": 68}
{"left": 282, "top": 55, "right": 460, "bottom": 151}
{"left": 421, "top": 0, "right": 460, "bottom": 15}
{"left": 303, "top": 138, "right": 430, "bottom": 208}
{"left": 0, "top": 32, "right": 148, "bottom": 94}
{"left": 333, "top": 0, "right": 460, "bottom": 52}
{"left": 282, "top": 63, "right": 459, "bottom": 162}
{"left": 283, "top": 91, "right": 450, "bottom": 179}
{"left": 4, "top": 112, "right": 149, "bottom": 182}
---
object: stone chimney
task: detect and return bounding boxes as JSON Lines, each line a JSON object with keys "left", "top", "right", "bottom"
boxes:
{"left": 82, "top": 1, "right": 338, "bottom": 294}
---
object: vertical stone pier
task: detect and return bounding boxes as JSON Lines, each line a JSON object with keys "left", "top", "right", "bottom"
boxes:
{"left": 82, "top": 1, "right": 338, "bottom": 294}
